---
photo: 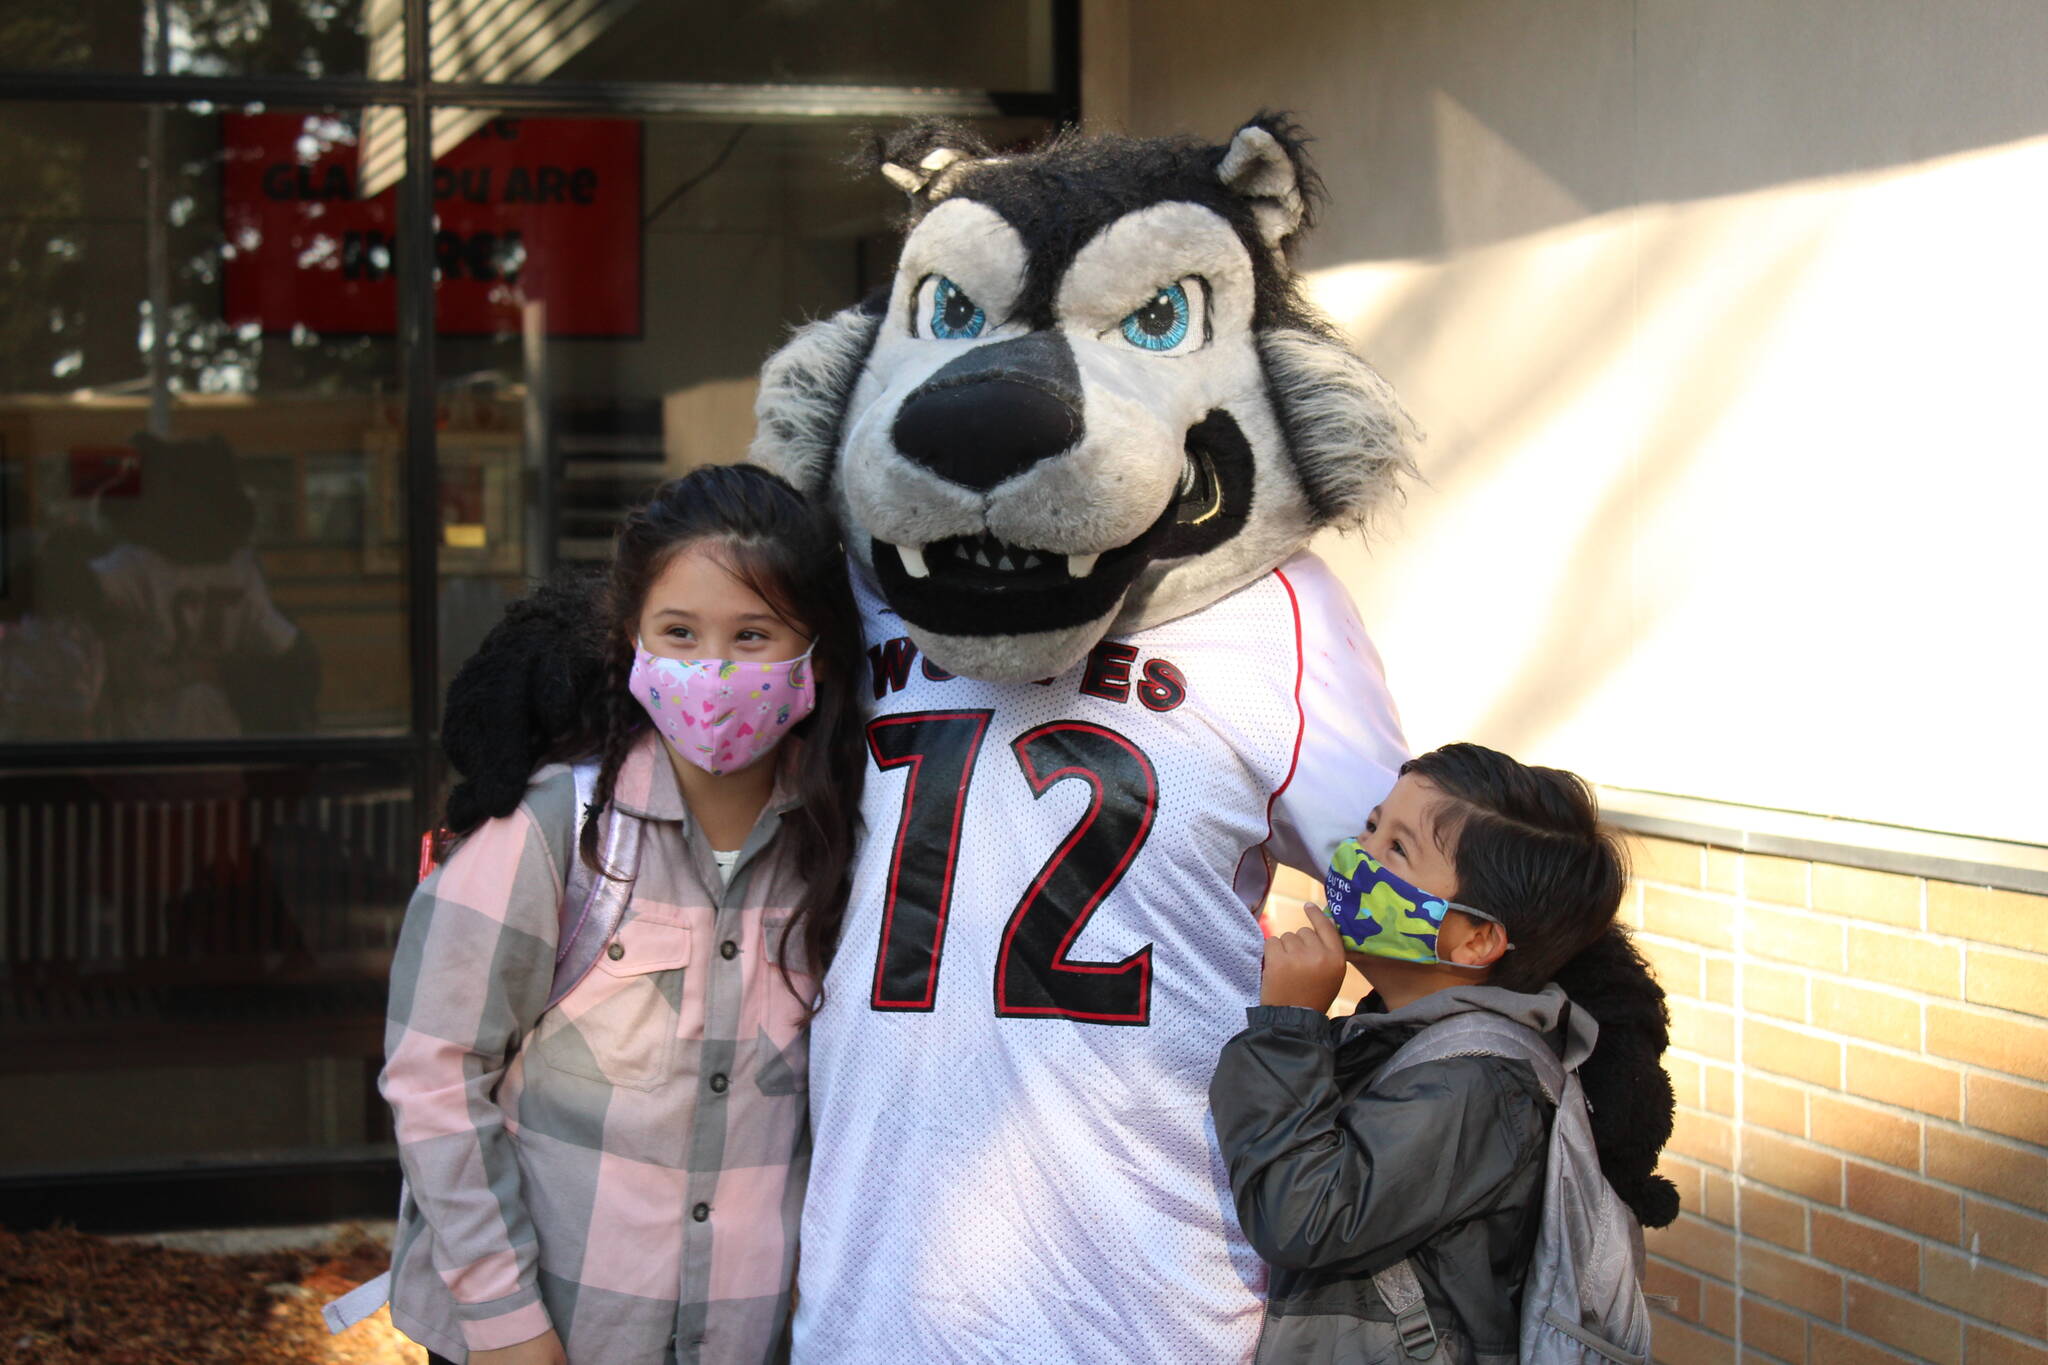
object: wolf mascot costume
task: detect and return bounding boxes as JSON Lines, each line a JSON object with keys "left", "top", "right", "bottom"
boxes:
{"left": 445, "top": 117, "right": 1674, "bottom": 1363}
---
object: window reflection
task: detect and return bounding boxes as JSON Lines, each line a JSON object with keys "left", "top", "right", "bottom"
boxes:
{"left": 0, "top": 756, "right": 413, "bottom": 1170}
{"left": 404, "top": 0, "right": 1053, "bottom": 89}
{"left": 3, "top": 0, "right": 1054, "bottom": 87}
{"left": 68, "top": 432, "right": 320, "bottom": 740}
{"left": 0, "top": 0, "right": 372, "bottom": 77}
{"left": 0, "top": 104, "right": 410, "bottom": 742}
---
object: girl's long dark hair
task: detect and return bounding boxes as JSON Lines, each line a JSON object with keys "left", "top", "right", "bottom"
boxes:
{"left": 548, "top": 463, "right": 865, "bottom": 1000}
{"left": 1401, "top": 742, "right": 1680, "bottom": 1227}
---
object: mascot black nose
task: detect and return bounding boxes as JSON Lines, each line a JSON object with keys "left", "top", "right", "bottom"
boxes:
{"left": 892, "top": 332, "right": 1084, "bottom": 491}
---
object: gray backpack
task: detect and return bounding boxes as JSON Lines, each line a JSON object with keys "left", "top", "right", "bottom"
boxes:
{"left": 547, "top": 761, "right": 644, "bottom": 1009}
{"left": 1369, "top": 1010, "right": 1654, "bottom": 1365}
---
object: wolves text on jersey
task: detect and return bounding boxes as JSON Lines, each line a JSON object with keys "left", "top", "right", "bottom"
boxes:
{"left": 867, "top": 635, "right": 1188, "bottom": 713}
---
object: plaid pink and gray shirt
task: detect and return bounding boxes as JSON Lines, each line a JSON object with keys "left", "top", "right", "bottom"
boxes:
{"left": 380, "top": 732, "right": 815, "bottom": 1364}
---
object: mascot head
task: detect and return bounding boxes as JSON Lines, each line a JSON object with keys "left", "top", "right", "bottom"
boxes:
{"left": 749, "top": 114, "right": 1415, "bottom": 681}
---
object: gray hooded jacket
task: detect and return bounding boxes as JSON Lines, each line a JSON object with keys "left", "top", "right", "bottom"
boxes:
{"left": 1211, "top": 984, "right": 1589, "bottom": 1365}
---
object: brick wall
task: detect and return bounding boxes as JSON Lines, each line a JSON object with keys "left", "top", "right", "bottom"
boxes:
{"left": 1628, "top": 836, "right": 2048, "bottom": 1364}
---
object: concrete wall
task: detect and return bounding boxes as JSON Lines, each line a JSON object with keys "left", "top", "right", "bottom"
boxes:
{"left": 1089, "top": 0, "right": 2048, "bottom": 847}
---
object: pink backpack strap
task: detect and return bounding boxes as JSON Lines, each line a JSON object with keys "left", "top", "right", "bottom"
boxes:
{"left": 545, "top": 762, "right": 643, "bottom": 1011}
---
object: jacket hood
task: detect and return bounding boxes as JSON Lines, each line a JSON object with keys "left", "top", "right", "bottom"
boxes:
{"left": 1338, "top": 981, "right": 1598, "bottom": 1068}
{"left": 1340, "top": 976, "right": 1680, "bottom": 1229}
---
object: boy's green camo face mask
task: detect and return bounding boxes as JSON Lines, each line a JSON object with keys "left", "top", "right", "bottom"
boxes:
{"left": 1322, "top": 837, "right": 1511, "bottom": 967}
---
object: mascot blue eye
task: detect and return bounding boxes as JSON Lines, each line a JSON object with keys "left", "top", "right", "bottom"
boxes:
{"left": 1119, "top": 280, "right": 1202, "bottom": 353}
{"left": 923, "top": 276, "right": 986, "bottom": 340}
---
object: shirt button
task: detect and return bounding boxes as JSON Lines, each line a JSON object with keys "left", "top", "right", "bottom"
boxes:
{"left": 606, "top": 941, "right": 625, "bottom": 961}
{"left": 720, "top": 939, "right": 738, "bottom": 960}
{"left": 709, "top": 1073, "right": 728, "bottom": 1094}
{"left": 692, "top": 1203, "right": 710, "bottom": 1222}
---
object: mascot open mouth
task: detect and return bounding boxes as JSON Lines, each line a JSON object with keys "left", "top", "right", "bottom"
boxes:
{"left": 871, "top": 503, "right": 1167, "bottom": 635}
{"left": 871, "top": 409, "right": 1255, "bottom": 637}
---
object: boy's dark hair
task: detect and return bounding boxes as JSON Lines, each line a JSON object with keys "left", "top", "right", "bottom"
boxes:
{"left": 1401, "top": 742, "right": 1681, "bottom": 1228}
{"left": 1401, "top": 743, "right": 1625, "bottom": 994}
{"left": 555, "top": 463, "right": 866, "bottom": 997}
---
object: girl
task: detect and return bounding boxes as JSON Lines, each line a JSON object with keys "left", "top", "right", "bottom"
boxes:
{"left": 1211, "top": 742, "right": 1678, "bottom": 1364}
{"left": 380, "top": 464, "right": 865, "bottom": 1365}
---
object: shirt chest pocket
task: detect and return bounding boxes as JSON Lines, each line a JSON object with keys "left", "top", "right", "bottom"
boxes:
{"left": 534, "top": 916, "right": 693, "bottom": 1092}
{"left": 754, "top": 917, "right": 814, "bottom": 1097}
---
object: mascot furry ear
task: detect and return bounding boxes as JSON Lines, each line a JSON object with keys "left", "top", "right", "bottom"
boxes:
{"left": 1216, "top": 122, "right": 1310, "bottom": 250}
{"left": 749, "top": 114, "right": 1414, "bottom": 682}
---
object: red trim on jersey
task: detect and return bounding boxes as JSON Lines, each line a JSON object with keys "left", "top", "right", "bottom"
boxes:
{"left": 1232, "top": 567, "right": 1307, "bottom": 917}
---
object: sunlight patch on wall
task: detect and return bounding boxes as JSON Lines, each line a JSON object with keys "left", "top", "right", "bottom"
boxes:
{"left": 1306, "top": 134, "right": 2048, "bottom": 846}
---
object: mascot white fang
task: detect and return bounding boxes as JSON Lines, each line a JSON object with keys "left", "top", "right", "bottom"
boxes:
{"left": 442, "top": 115, "right": 1422, "bottom": 1364}
{"left": 752, "top": 116, "right": 1416, "bottom": 1364}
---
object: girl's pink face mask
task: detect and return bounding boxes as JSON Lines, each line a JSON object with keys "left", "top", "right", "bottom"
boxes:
{"left": 629, "top": 640, "right": 817, "bottom": 776}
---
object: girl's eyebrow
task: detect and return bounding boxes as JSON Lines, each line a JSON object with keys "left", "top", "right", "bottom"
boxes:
{"left": 650, "top": 608, "right": 784, "bottom": 625}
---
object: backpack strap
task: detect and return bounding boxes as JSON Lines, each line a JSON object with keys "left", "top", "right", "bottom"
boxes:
{"left": 1366, "top": 1011, "right": 1571, "bottom": 1360}
{"left": 1369, "top": 1259, "right": 1442, "bottom": 1360}
{"left": 1373, "top": 1010, "right": 1568, "bottom": 1104}
{"left": 562, "top": 760, "right": 600, "bottom": 939}
{"left": 544, "top": 761, "right": 643, "bottom": 1012}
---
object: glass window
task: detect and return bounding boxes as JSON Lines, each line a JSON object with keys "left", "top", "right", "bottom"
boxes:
{"left": 0, "top": 102, "right": 417, "bottom": 1178}
{"left": 0, "top": 102, "right": 411, "bottom": 743}
{"left": 0, "top": 755, "right": 414, "bottom": 1173}
{"left": 421, "top": 0, "right": 1055, "bottom": 89}
{"left": 0, "top": 0, "right": 374, "bottom": 78}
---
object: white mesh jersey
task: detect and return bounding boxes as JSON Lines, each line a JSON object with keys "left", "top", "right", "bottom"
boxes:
{"left": 795, "top": 551, "right": 1409, "bottom": 1364}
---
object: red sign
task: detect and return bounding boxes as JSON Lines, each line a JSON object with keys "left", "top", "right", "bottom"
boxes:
{"left": 222, "top": 114, "right": 641, "bottom": 337}
{"left": 69, "top": 446, "right": 142, "bottom": 500}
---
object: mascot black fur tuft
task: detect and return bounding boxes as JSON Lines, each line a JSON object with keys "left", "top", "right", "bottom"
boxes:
{"left": 442, "top": 567, "right": 603, "bottom": 835}
{"left": 441, "top": 114, "right": 1672, "bottom": 1362}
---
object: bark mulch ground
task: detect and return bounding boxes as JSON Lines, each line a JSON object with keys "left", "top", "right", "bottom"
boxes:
{"left": 0, "top": 1224, "right": 425, "bottom": 1364}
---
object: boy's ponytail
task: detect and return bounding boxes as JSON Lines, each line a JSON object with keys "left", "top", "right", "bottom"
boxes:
{"left": 1401, "top": 742, "right": 1678, "bottom": 1227}
{"left": 1553, "top": 927, "right": 1683, "bottom": 1228}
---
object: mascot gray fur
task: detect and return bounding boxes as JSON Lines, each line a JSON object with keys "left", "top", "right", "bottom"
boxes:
{"left": 443, "top": 114, "right": 1674, "bottom": 1364}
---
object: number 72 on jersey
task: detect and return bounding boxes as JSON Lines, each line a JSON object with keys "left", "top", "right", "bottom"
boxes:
{"left": 865, "top": 709, "right": 1159, "bottom": 1026}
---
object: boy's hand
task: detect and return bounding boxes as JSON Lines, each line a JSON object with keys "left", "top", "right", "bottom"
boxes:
{"left": 1261, "top": 902, "right": 1349, "bottom": 1012}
